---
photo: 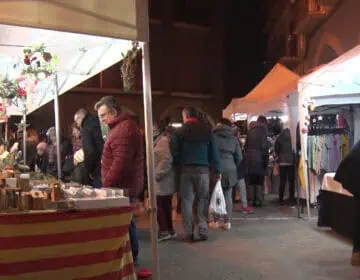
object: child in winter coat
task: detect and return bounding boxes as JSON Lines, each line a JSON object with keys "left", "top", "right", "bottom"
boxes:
{"left": 154, "top": 124, "right": 176, "bottom": 242}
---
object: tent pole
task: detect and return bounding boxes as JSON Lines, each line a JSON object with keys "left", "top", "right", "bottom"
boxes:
{"left": 141, "top": 41, "right": 160, "bottom": 280}
{"left": 305, "top": 165, "right": 311, "bottom": 220}
{"left": 22, "top": 103, "right": 27, "bottom": 165}
{"left": 54, "top": 74, "right": 62, "bottom": 180}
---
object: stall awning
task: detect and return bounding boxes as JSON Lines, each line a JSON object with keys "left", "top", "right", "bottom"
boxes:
{"left": 0, "top": 24, "right": 133, "bottom": 116}
{"left": 223, "top": 63, "right": 299, "bottom": 119}
{"left": 0, "top": 0, "right": 148, "bottom": 42}
{"left": 299, "top": 44, "right": 360, "bottom": 104}
{"left": 0, "top": 0, "right": 149, "bottom": 116}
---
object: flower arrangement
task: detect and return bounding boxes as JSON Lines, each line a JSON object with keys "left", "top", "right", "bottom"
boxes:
{"left": 121, "top": 41, "right": 140, "bottom": 92}
{"left": 0, "top": 76, "right": 19, "bottom": 100}
{"left": 22, "top": 44, "right": 59, "bottom": 80}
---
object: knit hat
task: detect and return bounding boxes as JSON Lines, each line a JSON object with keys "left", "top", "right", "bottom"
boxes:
{"left": 37, "top": 142, "right": 47, "bottom": 151}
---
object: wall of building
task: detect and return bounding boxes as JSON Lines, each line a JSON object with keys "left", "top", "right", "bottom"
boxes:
{"left": 305, "top": 0, "right": 360, "bottom": 70}
{"left": 26, "top": 0, "right": 224, "bottom": 134}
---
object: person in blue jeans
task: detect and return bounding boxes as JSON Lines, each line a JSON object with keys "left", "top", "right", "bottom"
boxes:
{"left": 94, "top": 96, "right": 144, "bottom": 264}
{"left": 129, "top": 196, "right": 139, "bottom": 264}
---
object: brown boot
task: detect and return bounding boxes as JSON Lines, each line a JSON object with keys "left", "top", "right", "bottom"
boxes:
{"left": 351, "top": 251, "right": 360, "bottom": 266}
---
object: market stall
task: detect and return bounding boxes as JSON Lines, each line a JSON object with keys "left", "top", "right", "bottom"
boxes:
{"left": 223, "top": 63, "right": 301, "bottom": 205}
{"left": 298, "top": 43, "right": 360, "bottom": 228}
{"left": 223, "top": 63, "right": 299, "bottom": 161}
{"left": 223, "top": 63, "right": 299, "bottom": 125}
{"left": 0, "top": 1, "right": 159, "bottom": 279}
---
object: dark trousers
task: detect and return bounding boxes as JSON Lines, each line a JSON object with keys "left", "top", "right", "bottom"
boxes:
{"left": 129, "top": 196, "right": 139, "bottom": 262}
{"left": 157, "top": 195, "right": 174, "bottom": 232}
{"left": 279, "top": 165, "right": 295, "bottom": 201}
{"left": 353, "top": 198, "right": 360, "bottom": 252}
{"left": 92, "top": 175, "right": 102, "bottom": 189}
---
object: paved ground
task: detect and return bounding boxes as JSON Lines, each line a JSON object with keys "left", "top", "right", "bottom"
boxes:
{"left": 135, "top": 197, "right": 360, "bottom": 280}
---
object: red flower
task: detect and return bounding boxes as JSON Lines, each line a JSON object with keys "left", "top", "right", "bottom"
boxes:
{"left": 17, "top": 87, "right": 27, "bottom": 97}
{"left": 24, "top": 56, "right": 30, "bottom": 65}
{"left": 0, "top": 103, "right": 4, "bottom": 112}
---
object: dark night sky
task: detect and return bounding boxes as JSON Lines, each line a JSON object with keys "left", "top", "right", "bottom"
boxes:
{"left": 224, "top": 0, "right": 270, "bottom": 106}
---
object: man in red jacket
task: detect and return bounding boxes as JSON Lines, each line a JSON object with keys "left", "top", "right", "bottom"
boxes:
{"left": 95, "top": 96, "right": 144, "bottom": 265}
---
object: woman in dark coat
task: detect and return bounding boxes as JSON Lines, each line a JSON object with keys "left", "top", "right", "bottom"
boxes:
{"left": 275, "top": 127, "right": 295, "bottom": 205}
{"left": 213, "top": 118, "right": 242, "bottom": 230}
{"left": 335, "top": 140, "right": 360, "bottom": 266}
{"left": 245, "top": 116, "right": 269, "bottom": 207}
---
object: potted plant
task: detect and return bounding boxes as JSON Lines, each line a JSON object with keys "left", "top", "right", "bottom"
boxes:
{"left": 121, "top": 41, "right": 140, "bottom": 92}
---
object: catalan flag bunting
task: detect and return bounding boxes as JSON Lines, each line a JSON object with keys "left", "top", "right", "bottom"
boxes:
{"left": 0, "top": 207, "right": 137, "bottom": 280}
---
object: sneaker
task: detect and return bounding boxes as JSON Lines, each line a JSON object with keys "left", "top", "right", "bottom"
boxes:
{"left": 209, "top": 221, "right": 219, "bottom": 229}
{"left": 137, "top": 268, "right": 152, "bottom": 279}
{"left": 223, "top": 222, "right": 231, "bottom": 230}
{"left": 352, "top": 251, "right": 360, "bottom": 266}
{"left": 169, "top": 230, "right": 177, "bottom": 238}
{"left": 158, "top": 232, "right": 171, "bottom": 242}
{"left": 242, "top": 206, "right": 254, "bottom": 214}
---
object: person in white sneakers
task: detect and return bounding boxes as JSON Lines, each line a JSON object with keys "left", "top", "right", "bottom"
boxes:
{"left": 213, "top": 118, "right": 242, "bottom": 230}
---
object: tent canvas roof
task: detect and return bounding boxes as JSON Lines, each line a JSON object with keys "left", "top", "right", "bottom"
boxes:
{"left": 0, "top": 0, "right": 148, "bottom": 116}
{"left": 0, "top": 24, "right": 132, "bottom": 116}
{"left": 299, "top": 44, "right": 360, "bottom": 98}
{"left": 223, "top": 63, "right": 299, "bottom": 118}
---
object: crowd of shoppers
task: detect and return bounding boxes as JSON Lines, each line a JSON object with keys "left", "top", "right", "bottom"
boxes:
{"left": 22, "top": 97, "right": 300, "bottom": 274}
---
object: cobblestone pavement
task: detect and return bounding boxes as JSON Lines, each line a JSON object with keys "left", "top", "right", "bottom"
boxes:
{"left": 135, "top": 197, "right": 360, "bottom": 280}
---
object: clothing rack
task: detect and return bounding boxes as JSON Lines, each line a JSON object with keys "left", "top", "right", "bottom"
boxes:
{"left": 308, "top": 128, "right": 347, "bottom": 136}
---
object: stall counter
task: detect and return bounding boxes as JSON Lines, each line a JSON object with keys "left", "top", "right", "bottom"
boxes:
{"left": 0, "top": 207, "right": 136, "bottom": 280}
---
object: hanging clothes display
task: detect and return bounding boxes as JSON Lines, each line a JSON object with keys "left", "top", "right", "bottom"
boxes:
{"left": 307, "top": 133, "right": 350, "bottom": 174}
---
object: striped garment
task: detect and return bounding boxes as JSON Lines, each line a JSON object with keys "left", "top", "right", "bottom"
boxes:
{"left": 0, "top": 207, "right": 136, "bottom": 280}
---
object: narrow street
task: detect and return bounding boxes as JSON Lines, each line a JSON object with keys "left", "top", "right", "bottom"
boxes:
{"left": 136, "top": 200, "right": 360, "bottom": 280}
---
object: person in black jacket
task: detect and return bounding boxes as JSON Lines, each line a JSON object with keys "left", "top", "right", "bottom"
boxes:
{"left": 74, "top": 108, "right": 104, "bottom": 188}
{"left": 335, "top": 140, "right": 360, "bottom": 266}
{"left": 30, "top": 142, "right": 48, "bottom": 174}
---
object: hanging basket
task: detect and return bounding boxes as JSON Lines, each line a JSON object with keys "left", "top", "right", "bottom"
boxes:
{"left": 121, "top": 41, "right": 139, "bottom": 93}
{"left": 121, "top": 68, "right": 137, "bottom": 92}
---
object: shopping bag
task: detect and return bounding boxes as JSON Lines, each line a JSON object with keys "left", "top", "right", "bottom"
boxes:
{"left": 209, "top": 180, "right": 227, "bottom": 216}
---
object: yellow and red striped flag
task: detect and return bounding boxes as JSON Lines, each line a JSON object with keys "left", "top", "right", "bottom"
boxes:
{"left": 0, "top": 207, "right": 137, "bottom": 280}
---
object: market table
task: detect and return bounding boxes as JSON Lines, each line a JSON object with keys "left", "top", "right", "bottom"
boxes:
{"left": 0, "top": 207, "right": 136, "bottom": 280}
{"left": 318, "top": 173, "right": 356, "bottom": 239}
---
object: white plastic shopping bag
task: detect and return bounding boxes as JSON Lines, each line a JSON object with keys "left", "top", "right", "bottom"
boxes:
{"left": 209, "top": 180, "right": 227, "bottom": 216}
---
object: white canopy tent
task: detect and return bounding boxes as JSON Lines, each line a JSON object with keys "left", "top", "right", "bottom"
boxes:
{"left": 0, "top": 1, "right": 160, "bottom": 279}
{"left": 298, "top": 44, "right": 360, "bottom": 220}
{"left": 0, "top": 24, "right": 133, "bottom": 116}
{"left": 223, "top": 63, "right": 300, "bottom": 121}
